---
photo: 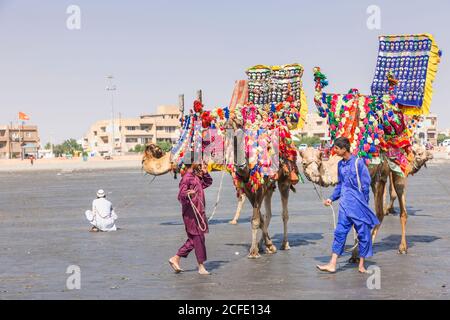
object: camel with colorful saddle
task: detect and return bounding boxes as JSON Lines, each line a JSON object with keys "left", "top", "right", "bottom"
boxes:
{"left": 305, "top": 34, "right": 441, "bottom": 259}
{"left": 143, "top": 63, "right": 309, "bottom": 258}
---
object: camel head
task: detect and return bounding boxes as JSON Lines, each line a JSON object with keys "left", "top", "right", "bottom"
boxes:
{"left": 318, "top": 154, "right": 341, "bottom": 187}
{"left": 144, "top": 143, "right": 165, "bottom": 159}
{"left": 141, "top": 143, "right": 174, "bottom": 176}
{"left": 410, "top": 144, "right": 433, "bottom": 175}
{"left": 300, "top": 147, "right": 322, "bottom": 184}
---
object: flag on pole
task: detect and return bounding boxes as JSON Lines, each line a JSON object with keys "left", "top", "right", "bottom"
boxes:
{"left": 18, "top": 112, "right": 30, "bottom": 121}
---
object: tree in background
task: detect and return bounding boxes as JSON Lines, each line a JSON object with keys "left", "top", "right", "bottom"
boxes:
{"left": 52, "top": 139, "right": 83, "bottom": 157}
{"left": 157, "top": 140, "right": 173, "bottom": 153}
{"left": 438, "top": 134, "right": 450, "bottom": 145}
{"left": 295, "top": 136, "right": 321, "bottom": 147}
{"left": 129, "top": 144, "right": 145, "bottom": 153}
{"left": 129, "top": 141, "right": 172, "bottom": 153}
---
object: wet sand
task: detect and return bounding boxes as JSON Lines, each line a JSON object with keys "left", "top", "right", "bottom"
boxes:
{"left": 0, "top": 163, "right": 449, "bottom": 299}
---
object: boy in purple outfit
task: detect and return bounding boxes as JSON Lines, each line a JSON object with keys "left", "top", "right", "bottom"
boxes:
{"left": 169, "top": 163, "right": 213, "bottom": 275}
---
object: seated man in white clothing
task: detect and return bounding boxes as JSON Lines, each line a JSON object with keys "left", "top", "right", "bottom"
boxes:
{"left": 85, "top": 189, "right": 118, "bottom": 232}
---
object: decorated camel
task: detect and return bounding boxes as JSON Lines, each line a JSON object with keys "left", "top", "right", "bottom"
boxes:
{"left": 143, "top": 63, "right": 309, "bottom": 258}
{"left": 308, "top": 33, "right": 441, "bottom": 257}
{"left": 142, "top": 104, "right": 301, "bottom": 258}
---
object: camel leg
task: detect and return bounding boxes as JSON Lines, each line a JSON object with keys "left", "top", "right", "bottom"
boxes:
{"left": 261, "top": 187, "right": 276, "bottom": 254}
{"left": 247, "top": 190, "right": 266, "bottom": 259}
{"left": 386, "top": 172, "right": 397, "bottom": 215}
{"left": 371, "top": 178, "right": 387, "bottom": 244}
{"left": 393, "top": 174, "right": 408, "bottom": 254}
{"left": 248, "top": 205, "right": 261, "bottom": 259}
{"left": 229, "top": 194, "right": 246, "bottom": 225}
{"left": 279, "top": 181, "right": 291, "bottom": 250}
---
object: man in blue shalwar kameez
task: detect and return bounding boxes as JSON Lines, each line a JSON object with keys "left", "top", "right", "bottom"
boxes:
{"left": 317, "top": 137, "right": 380, "bottom": 273}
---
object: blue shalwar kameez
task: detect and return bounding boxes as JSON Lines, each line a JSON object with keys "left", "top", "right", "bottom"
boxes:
{"left": 330, "top": 156, "right": 380, "bottom": 258}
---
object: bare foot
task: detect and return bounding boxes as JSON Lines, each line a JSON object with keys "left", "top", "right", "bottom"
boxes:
{"left": 358, "top": 257, "right": 368, "bottom": 273}
{"left": 89, "top": 227, "right": 99, "bottom": 232}
{"left": 198, "top": 268, "right": 210, "bottom": 275}
{"left": 229, "top": 220, "right": 238, "bottom": 225}
{"left": 198, "top": 264, "right": 210, "bottom": 275}
{"left": 168, "top": 257, "right": 183, "bottom": 273}
{"left": 316, "top": 264, "right": 336, "bottom": 273}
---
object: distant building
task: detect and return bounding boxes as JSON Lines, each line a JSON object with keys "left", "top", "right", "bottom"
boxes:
{"left": 416, "top": 113, "right": 438, "bottom": 146}
{"left": 83, "top": 105, "right": 180, "bottom": 156}
{"left": 438, "top": 128, "right": 450, "bottom": 137}
{"left": 0, "top": 125, "right": 40, "bottom": 159}
{"left": 295, "top": 113, "right": 329, "bottom": 140}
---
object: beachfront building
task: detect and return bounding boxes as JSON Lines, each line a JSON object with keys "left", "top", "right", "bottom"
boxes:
{"left": 0, "top": 125, "right": 41, "bottom": 159}
{"left": 416, "top": 113, "right": 438, "bottom": 146}
{"left": 82, "top": 105, "right": 180, "bottom": 156}
{"left": 294, "top": 113, "right": 329, "bottom": 140}
{"left": 438, "top": 128, "right": 450, "bottom": 137}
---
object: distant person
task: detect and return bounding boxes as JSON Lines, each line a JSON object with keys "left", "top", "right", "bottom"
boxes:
{"left": 169, "top": 162, "right": 213, "bottom": 275}
{"left": 30, "top": 155, "right": 35, "bottom": 166}
{"left": 317, "top": 137, "right": 380, "bottom": 274}
{"left": 85, "top": 189, "right": 118, "bottom": 232}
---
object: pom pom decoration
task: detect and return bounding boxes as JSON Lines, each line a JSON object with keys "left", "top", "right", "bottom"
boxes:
{"left": 193, "top": 100, "right": 203, "bottom": 113}
{"left": 313, "top": 67, "right": 416, "bottom": 176}
{"left": 172, "top": 63, "right": 307, "bottom": 194}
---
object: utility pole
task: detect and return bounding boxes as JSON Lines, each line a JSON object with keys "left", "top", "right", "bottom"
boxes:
{"left": 49, "top": 132, "right": 54, "bottom": 156}
{"left": 119, "top": 112, "right": 122, "bottom": 155}
{"left": 106, "top": 75, "right": 117, "bottom": 156}
{"left": 8, "top": 121, "right": 12, "bottom": 159}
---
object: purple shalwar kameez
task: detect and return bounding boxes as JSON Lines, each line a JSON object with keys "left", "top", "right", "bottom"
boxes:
{"left": 176, "top": 170, "right": 213, "bottom": 264}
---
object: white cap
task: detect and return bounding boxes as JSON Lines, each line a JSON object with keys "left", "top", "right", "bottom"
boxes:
{"left": 97, "top": 189, "right": 106, "bottom": 198}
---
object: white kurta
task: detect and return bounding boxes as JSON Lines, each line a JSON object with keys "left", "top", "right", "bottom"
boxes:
{"left": 85, "top": 198, "right": 118, "bottom": 232}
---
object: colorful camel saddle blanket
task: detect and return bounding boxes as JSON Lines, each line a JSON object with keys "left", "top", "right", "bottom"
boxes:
{"left": 313, "top": 67, "right": 415, "bottom": 176}
{"left": 315, "top": 89, "right": 413, "bottom": 177}
{"left": 171, "top": 63, "right": 307, "bottom": 193}
{"left": 371, "top": 34, "right": 441, "bottom": 116}
{"left": 246, "top": 63, "right": 308, "bottom": 129}
{"left": 171, "top": 100, "right": 300, "bottom": 192}
{"left": 368, "top": 155, "right": 411, "bottom": 177}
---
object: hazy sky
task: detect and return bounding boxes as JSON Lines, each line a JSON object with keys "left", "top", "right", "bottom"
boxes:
{"left": 0, "top": 0, "right": 448, "bottom": 143}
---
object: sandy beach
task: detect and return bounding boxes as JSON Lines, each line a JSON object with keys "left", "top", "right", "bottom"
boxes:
{"left": 0, "top": 155, "right": 143, "bottom": 172}
{"left": 1, "top": 150, "right": 449, "bottom": 173}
